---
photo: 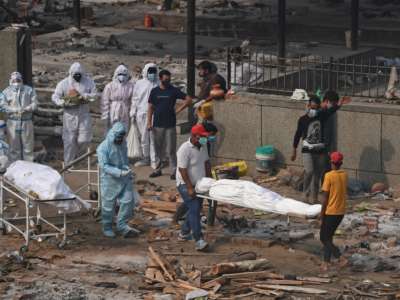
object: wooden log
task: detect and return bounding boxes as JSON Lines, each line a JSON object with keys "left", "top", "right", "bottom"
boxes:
{"left": 164, "top": 252, "right": 226, "bottom": 257}
{"left": 141, "top": 199, "right": 177, "bottom": 213}
{"left": 148, "top": 246, "right": 174, "bottom": 281}
{"left": 210, "top": 258, "right": 270, "bottom": 276}
{"left": 142, "top": 208, "right": 174, "bottom": 218}
{"left": 235, "top": 279, "right": 303, "bottom": 286}
{"left": 255, "top": 284, "right": 327, "bottom": 295}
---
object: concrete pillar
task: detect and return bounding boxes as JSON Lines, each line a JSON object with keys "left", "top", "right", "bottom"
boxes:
{"left": 277, "top": 0, "right": 286, "bottom": 60}
{"left": 0, "top": 27, "right": 32, "bottom": 89}
{"left": 186, "top": 0, "right": 195, "bottom": 124}
{"left": 351, "top": 0, "right": 359, "bottom": 51}
{"left": 73, "top": 0, "right": 81, "bottom": 29}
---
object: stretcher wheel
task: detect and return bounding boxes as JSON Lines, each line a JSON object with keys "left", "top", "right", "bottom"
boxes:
{"left": 58, "top": 241, "right": 66, "bottom": 249}
{"left": 89, "top": 191, "right": 98, "bottom": 200}
{"left": 20, "top": 245, "right": 28, "bottom": 253}
{"left": 92, "top": 208, "right": 101, "bottom": 218}
{"left": 35, "top": 224, "right": 42, "bottom": 233}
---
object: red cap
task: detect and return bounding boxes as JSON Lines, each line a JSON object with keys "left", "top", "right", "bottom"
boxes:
{"left": 191, "top": 124, "right": 210, "bottom": 137}
{"left": 330, "top": 151, "right": 344, "bottom": 164}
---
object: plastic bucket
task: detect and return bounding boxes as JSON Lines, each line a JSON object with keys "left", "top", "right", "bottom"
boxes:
{"left": 256, "top": 145, "right": 275, "bottom": 173}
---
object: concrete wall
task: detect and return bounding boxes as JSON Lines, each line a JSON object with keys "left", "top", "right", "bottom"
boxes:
{"left": 213, "top": 92, "right": 400, "bottom": 186}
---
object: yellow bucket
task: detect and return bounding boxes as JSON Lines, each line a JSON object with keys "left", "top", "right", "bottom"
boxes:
{"left": 212, "top": 160, "right": 248, "bottom": 178}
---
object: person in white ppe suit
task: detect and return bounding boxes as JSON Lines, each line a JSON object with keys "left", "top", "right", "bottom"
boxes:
{"left": 1, "top": 72, "right": 37, "bottom": 162}
{"left": 52, "top": 62, "right": 97, "bottom": 163}
{"left": 130, "top": 63, "right": 158, "bottom": 168}
{"left": 101, "top": 64, "right": 135, "bottom": 131}
{"left": 0, "top": 120, "right": 9, "bottom": 173}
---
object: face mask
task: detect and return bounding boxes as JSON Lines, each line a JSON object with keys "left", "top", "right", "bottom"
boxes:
{"left": 208, "top": 135, "right": 216, "bottom": 142}
{"left": 118, "top": 74, "right": 128, "bottom": 83}
{"left": 73, "top": 73, "right": 82, "bottom": 82}
{"left": 161, "top": 80, "right": 170, "bottom": 87}
{"left": 307, "top": 109, "right": 318, "bottom": 118}
{"left": 147, "top": 73, "right": 156, "bottom": 82}
{"left": 12, "top": 82, "right": 22, "bottom": 89}
{"left": 199, "top": 137, "right": 208, "bottom": 146}
{"left": 114, "top": 133, "right": 125, "bottom": 145}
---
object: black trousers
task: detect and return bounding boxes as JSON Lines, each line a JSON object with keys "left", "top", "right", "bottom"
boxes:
{"left": 320, "top": 215, "right": 344, "bottom": 262}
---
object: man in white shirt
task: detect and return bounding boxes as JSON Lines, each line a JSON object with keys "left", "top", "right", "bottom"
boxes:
{"left": 176, "top": 124, "right": 211, "bottom": 251}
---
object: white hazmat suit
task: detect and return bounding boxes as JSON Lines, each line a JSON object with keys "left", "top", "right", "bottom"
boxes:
{"left": 101, "top": 65, "right": 135, "bottom": 130}
{"left": 1, "top": 72, "right": 37, "bottom": 162}
{"left": 52, "top": 62, "right": 97, "bottom": 163}
{"left": 130, "top": 63, "right": 158, "bottom": 167}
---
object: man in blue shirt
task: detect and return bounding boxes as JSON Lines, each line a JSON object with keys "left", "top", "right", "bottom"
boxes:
{"left": 147, "top": 70, "right": 192, "bottom": 179}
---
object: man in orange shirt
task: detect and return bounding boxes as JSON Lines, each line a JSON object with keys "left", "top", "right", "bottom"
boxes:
{"left": 320, "top": 151, "right": 348, "bottom": 271}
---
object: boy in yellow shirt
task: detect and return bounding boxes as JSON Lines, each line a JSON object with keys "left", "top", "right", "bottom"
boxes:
{"left": 320, "top": 151, "right": 348, "bottom": 271}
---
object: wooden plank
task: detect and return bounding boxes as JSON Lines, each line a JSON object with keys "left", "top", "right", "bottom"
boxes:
{"left": 255, "top": 284, "right": 327, "bottom": 295}
{"left": 251, "top": 287, "right": 284, "bottom": 297}
{"left": 222, "top": 271, "right": 282, "bottom": 280}
{"left": 296, "top": 276, "right": 331, "bottom": 284}
{"left": 148, "top": 246, "right": 174, "bottom": 281}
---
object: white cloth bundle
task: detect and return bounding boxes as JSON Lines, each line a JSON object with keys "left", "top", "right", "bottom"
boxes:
{"left": 5, "top": 161, "right": 90, "bottom": 213}
{"left": 196, "top": 178, "right": 321, "bottom": 218}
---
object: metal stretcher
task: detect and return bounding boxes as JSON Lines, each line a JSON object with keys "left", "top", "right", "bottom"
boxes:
{"left": 61, "top": 148, "right": 101, "bottom": 214}
{"left": 0, "top": 177, "right": 75, "bottom": 251}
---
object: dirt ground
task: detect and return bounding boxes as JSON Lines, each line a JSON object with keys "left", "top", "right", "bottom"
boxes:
{"left": 1, "top": 0, "right": 400, "bottom": 299}
{"left": 1, "top": 162, "right": 400, "bottom": 299}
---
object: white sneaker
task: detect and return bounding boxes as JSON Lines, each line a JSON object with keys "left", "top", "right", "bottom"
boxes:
{"left": 195, "top": 239, "right": 208, "bottom": 251}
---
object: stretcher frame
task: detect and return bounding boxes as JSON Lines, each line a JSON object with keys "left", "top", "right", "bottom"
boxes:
{"left": 0, "top": 177, "right": 75, "bottom": 250}
{"left": 62, "top": 148, "right": 101, "bottom": 212}
{"left": 198, "top": 194, "right": 316, "bottom": 226}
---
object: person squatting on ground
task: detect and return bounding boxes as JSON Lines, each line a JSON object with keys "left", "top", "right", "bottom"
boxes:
{"left": 176, "top": 124, "right": 212, "bottom": 251}
{"left": 130, "top": 63, "right": 159, "bottom": 168}
{"left": 320, "top": 151, "right": 348, "bottom": 271}
{"left": 101, "top": 64, "right": 135, "bottom": 131}
{"left": 1, "top": 72, "right": 37, "bottom": 162}
{"left": 52, "top": 62, "right": 98, "bottom": 164}
{"left": 97, "top": 122, "right": 140, "bottom": 238}
{"left": 147, "top": 69, "right": 192, "bottom": 179}
{"left": 291, "top": 95, "right": 344, "bottom": 203}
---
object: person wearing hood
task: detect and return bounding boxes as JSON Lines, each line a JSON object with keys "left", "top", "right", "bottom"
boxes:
{"left": 1, "top": 72, "right": 37, "bottom": 162}
{"left": 130, "top": 63, "right": 158, "bottom": 168}
{"left": 52, "top": 62, "right": 98, "bottom": 163}
{"left": 101, "top": 64, "right": 135, "bottom": 131}
{"left": 97, "top": 122, "right": 139, "bottom": 238}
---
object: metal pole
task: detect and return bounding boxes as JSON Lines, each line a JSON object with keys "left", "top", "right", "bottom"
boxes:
{"left": 351, "top": 0, "right": 359, "bottom": 51}
{"left": 226, "top": 47, "right": 231, "bottom": 90}
{"left": 277, "top": 0, "right": 286, "bottom": 61}
{"left": 73, "top": 0, "right": 81, "bottom": 29}
{"left": 186, "top": 0, "right": 196, "bottom": 124}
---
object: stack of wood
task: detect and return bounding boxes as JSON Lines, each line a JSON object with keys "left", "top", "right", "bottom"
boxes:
{"left": 143, "top": 247, "right": 332, "bottom": 299}
{"left": 140, "top": 194, "right": 179, "bottom": 219}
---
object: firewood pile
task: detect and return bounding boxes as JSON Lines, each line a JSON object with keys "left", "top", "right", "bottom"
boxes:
{"left": 143, "top": 246, "right": 332, "bottom": 299}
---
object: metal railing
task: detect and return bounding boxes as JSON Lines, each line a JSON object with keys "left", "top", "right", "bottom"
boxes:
{"left": 226, "top": 48, "right": 393, "bottom": 98}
